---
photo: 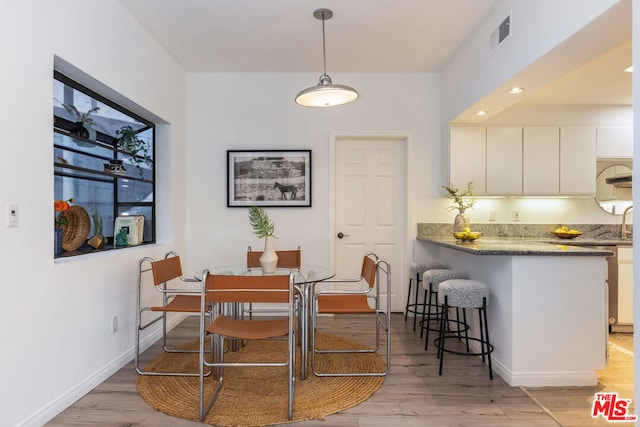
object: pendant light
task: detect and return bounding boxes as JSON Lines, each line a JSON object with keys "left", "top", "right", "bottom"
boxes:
{"left": 295, "top": 8, "right": 359, "bottom": 107}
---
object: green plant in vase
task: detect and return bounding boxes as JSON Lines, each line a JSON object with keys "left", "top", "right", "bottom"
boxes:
{"left": 115, "top": 125, "right": 153, "bottom": 179}
{"left": 60, "top": 102, "right": 100, "bottom": 140}
{"left": 248, "top": 206, "right": 278, "bottom": 272}
{"left": 87, "top": 206, "right": 105, "bottom": 249}
{"left": 443, "top": 181, "right": 476, "bottom": 233}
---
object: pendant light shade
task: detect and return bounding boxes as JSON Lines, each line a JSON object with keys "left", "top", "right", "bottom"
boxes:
{"left": 295, "top": 9, "right": 358, "bottom": 107}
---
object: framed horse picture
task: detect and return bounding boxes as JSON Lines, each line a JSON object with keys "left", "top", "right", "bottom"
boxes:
{"left": 227, "top": 150, "right": 312, "bottom": 207}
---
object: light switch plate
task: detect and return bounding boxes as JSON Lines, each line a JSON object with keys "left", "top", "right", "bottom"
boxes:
{"left": 7, "top": 203, "right": 18, "bottom": 227}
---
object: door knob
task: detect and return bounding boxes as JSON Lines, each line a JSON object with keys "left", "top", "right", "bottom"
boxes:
{"left": 337, "top": 232, "right": 350, "bottom": 239}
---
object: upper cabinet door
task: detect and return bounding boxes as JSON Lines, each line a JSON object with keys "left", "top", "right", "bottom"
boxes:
{"left": 560, "top": 126, "right": 597, "bottom": 195}
{"left": 449, "top": 127, "right": 486, "bottom": 195}
{"left": 486, "top": 127, "right": 522, "bottom": 195}
{"left": 597, "top": 126, "right": 633, "bottom": 159}
{"left": 523, "top": 126, "right": 559, "bottom": 195}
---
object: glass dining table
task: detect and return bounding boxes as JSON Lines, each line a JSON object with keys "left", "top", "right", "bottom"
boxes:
{"left": 210, "top": 264, "right": 335, "bottom": 380}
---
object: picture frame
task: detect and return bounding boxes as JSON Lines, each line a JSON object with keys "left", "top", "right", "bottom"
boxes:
{"left": 227, "top": 150, "right": 312, "bottom": 207}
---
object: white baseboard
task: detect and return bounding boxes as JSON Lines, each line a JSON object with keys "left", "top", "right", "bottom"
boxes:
{"left": 448, "top": 339, "right": 598, "bottom": 387}
{"left": 18, "top": 314, "right": 187, "bottom": 427}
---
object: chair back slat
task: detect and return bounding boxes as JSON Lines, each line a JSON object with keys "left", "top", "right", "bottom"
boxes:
{"left": 206, "top": 274, "right": 291, "bottom": 303}
{"left": 151, "top": 256, "right": 183, "bottom": 285}
{"left": 276, "top": 249, "right": 301, "bottom": 268}
{"left": 361, "top": 255, "right": 377, "bottom": 289}
{"left": 247, "top": 247, "right": 301, "bottom": 268}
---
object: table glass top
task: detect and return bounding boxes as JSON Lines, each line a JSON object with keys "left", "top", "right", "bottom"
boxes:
{"left": 210, "top": 264, "right": 335, "bottom": 284}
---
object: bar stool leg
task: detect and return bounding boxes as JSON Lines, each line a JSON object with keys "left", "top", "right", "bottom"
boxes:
{"left": 422, "top": 283, "right": 436, "bottom": 344}
{"left": 404, "top": 275, "right": 413, "bottom": 322}
{"left": 437, "top": 296, "right": 449, "bottom": 373}
{"left": 481, "top": 298, "right": 493, "bottom": 379}
{"left": 412, "top": 272, "right": 422, "bottom": 330}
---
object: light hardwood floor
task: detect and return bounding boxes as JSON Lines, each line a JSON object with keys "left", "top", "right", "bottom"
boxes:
{"left": 47, "top": 314, "right": 633, "bottom": 426}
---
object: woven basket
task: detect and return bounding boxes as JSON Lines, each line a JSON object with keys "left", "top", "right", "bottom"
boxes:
{"left": 60, "top": 206, "right": 91, "bottom": 251}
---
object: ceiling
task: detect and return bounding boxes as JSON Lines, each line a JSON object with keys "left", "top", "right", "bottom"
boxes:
{"left": 119, "top": 0, "right": 632, "bottom": 116}
{"left": 119, "top": 0, "right": 498, "bottom": 73}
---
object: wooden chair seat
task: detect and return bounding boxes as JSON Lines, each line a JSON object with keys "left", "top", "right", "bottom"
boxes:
{"left": 208, "top": 315, "right": 290, "bottom": 340}
{"left": 317, "top": 294, "right": 375, "bottom": 314}
{"left": 151, "top": 295, "right": 201, "bottom": 312}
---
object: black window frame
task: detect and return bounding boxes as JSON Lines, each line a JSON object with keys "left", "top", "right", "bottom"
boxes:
{"left": 53, "top": 71, "right": 156, "bottom": 257}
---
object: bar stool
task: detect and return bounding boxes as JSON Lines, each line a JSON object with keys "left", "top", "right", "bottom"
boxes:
{"left": 420, "top": 269, "right": 467, "bottom": 349}
{"left": 405, "top": 261, "right": 446, "bottom": 331}
{"left": 435, "top": 279, "right": 493, "bottom": 379}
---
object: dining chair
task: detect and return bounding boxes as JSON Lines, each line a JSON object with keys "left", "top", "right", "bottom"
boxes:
{"left": 246, "top": 246, "right": 302, "bottom": 270}
{"left": 136, "top": 251, "right": 209, "bottom": 376}
{"left": 245, "top": 246, "right": 301, "bottom": 318}
{"left": 311, "top": 252, "right": 391, "bottom": 377}
{"left": 198, "top": 271, "right": 297, "bottom": 421}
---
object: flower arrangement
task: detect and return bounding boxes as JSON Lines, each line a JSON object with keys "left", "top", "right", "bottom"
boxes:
{"left": 54, "top": 198, "right": 74, "bottom": 228}
{"left": 442, "top": 182, "right": 476, "bottom": 213}
{"left": 248, "top": 206, "right": 276, "bottom": 238}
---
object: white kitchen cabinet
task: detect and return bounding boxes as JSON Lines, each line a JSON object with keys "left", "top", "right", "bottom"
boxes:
{"left": 449, "top": 127, "right": 486, "bottom": 194}
{"left": 617, "top": 246, "right": 633, "bottom": 325}
{"left": 523, "top": 126, "right": 560, "bottom": 195}
{"left": 559, "top": 126, "right": 597, "bottom": 195}
{"left": 597, "top": 126, "right": 633, "bottom": 159}
{"left": 486, "top": 127, "right": 522, "bottom": 195}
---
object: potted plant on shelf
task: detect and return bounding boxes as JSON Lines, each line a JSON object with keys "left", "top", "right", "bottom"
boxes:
{"left": 443, "top": 181, "right": 476, "bottom": 233}
{"left": 248, "top": 205, "right": 278, "bottom": 273}
{"left": 61, "top": 103, "right": 100, "bottom": 140}
{"left": 87, "top": 206, "right": 105, "bottom": 249}
{"left": 115, "top": 125, "right": 152, "bottom": 179}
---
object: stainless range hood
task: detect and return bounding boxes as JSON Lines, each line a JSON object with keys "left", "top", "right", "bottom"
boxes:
{"left": 606, "top": 173, "right": 632, "bottom": 188}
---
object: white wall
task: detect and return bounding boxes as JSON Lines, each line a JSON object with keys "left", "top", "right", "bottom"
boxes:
{"left": 441, "top": 0, "right": 622, "bottom": 125}
{"left": 185, "top": 73, "right": 440, "bottom": 270}
{"left": 0, "top": 2, "right": 188, "bottom": 426}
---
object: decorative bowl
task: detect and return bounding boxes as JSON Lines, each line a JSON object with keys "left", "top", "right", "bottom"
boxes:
{"left": 453, "top": 231, "right": 483, "bottom": 241}
{"left": 551, "top": 231, "right": 582, "bottom": 239}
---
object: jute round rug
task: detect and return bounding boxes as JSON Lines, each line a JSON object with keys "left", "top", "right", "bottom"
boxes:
{"left": 137, "top": 333, "right": 385, "bottom": 426}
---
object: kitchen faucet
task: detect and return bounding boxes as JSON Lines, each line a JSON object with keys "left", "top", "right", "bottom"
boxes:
{"left": 621, "top": 205, "right": 633, "bottom": 239}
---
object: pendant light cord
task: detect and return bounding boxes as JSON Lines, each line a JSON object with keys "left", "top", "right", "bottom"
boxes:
{"left": 321, "top": 11, "right": 327, "bottom": 76}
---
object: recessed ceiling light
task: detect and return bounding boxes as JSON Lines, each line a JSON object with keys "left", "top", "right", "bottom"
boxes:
{"left": 624, "top": 66, "right": 633, "bottom": 73}
{"left": 475, "top": 110, "right": 488, "bottom": 116}
{"left": 507, "top": 87, "right": 524, "bottom": 94}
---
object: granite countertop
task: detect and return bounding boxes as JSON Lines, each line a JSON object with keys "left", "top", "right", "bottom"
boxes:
{"left": 535, "top": 237, "right": 632, "bottom": 247}
{"left": 417, "top": 223, "right": 630, "bottom": 256}
{"left": 419, "top": 236, "right": 616, "bottom": 256}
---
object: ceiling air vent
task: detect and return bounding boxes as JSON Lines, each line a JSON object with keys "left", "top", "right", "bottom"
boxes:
{"left": 490, "top": 14, "right": 511, "bottom": 50}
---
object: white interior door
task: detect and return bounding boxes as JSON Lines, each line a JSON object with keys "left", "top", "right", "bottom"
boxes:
{"left": 334, "top": 137, "right": 406, "bottom": 312}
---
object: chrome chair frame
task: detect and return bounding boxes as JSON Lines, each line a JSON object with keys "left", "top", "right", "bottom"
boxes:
{"left": 135, "top": 251, "right": 210, "bottom": 377}
{"left": 198, "top": 270, "right": 297, "bottom": 421}
{"left": 311, "top": 252, "right": 391, "bottom": 377}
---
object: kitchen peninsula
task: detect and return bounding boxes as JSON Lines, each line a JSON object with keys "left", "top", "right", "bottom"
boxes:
{"left": 416, "top": 224, "right": 615, "bottom": 387}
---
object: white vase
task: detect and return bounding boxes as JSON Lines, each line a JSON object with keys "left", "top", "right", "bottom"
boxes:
{"left": 260, "top": 236, "right": 278, "bottom": 273}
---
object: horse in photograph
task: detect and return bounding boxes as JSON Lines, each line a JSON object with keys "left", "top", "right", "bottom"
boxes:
{"left": 274, "top": 181, "right": 297, "bottom": 200}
